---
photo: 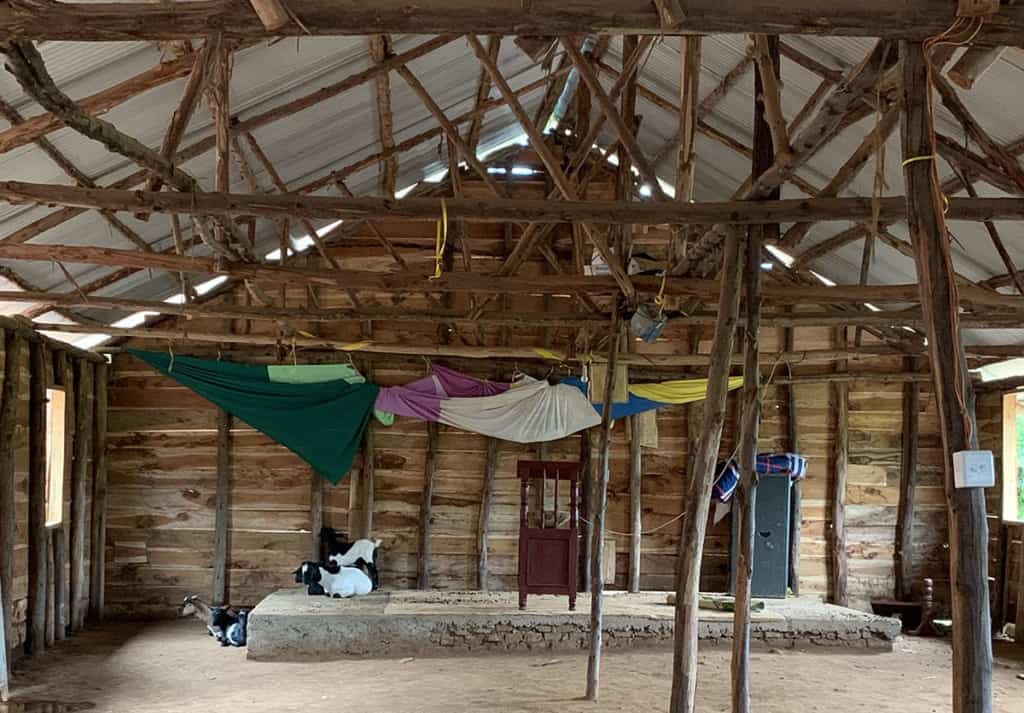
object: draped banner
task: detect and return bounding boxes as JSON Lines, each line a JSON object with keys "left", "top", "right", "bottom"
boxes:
{"left": 130, "top": 350, "right": 379, "bottom": 484}
{"left": 376, "top": 366, "right": 600, "bottom": 443}
{"left": 563, "top": 375, "right": 744, "bottom": 419}
{"left": 132, "top": 352, "right": 747, "bottom": 483}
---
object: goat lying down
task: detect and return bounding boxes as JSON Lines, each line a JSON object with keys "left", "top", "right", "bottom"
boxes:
{"left": 178, "top": 595, "right": 248, "bottom": 646}
{"left": 320, "top": 527, "right": 382, "bottom": 589}
{"left": 294, "top": 561, "right": 373, "bottom": 599}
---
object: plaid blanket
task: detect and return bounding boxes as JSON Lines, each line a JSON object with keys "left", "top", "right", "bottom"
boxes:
{"left": 712, "top": 452, "right": 807, "bottom": 503}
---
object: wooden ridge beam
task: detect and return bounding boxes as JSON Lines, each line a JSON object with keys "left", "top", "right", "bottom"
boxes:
{"left": 6, "top": 2, "right": 1024, "bottom": 43}
{"left": 4, "top": 180, "right": 1024, "bottom": 224}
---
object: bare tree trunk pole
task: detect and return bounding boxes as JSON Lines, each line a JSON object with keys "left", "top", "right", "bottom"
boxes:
{"left": 669, "top": 227, "right": 745, "bottom": 713}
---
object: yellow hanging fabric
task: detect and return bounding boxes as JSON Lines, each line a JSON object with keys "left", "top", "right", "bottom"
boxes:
{"left": 629, "top": 376, "right": 744, "bottom": 404}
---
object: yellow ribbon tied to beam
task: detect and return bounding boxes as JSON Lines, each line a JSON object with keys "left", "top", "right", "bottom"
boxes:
{"left": 430, "top": 198, "right": 449, "bottom": 280}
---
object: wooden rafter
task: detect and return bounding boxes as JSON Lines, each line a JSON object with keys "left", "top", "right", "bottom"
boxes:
{"left": 467, "top": 34, "right": 635, "bottom": 301}
{"left": 0, "top": 50, "right": 201, "bottom": 155}
{"left": 933, "top": 72, "right": 1024, "bottom": 194}
{"left": 679, "top": 40, "right": 897, "bottom": 276}
{"left": 147, "top": 36, "right": 217, "bottom": 194}
{"left": 561, "top": 37, "right": 667, "bottom": 200}
{"left": 9, "top": 1, "right": 1024, "bottom": 43}
{"left": 467, "top": 36, "right": 500, "bottom": 151}
{"left": 0, "top": 39, "right": 246, "bottom": 261}
{"left": 368, "top": 35, "right": 398, "bottom": 198}
{"left": 780, "top": 104, "right": 900, "bottom": 249}
{"left": 0, "top": 97, "right": 153, "bottom": 253}
{"left": 653, "top": 49, "right": 752, "bottom": 167}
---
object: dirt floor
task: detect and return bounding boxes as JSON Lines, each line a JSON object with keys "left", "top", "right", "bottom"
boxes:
{"left": 5, "top": 620, "right": 1024, "bottom": 713}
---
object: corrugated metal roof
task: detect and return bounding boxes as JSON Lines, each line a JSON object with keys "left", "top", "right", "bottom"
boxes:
{"left": 0, "top": 35, "right": 1021, "bottom": 349}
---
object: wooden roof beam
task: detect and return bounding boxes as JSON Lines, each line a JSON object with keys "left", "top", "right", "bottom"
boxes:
{"left": 7, "top": 1, "right": 1024, "bottom": 43}
{"left": 4, "top": 180, "right": 1024, "bottom": 224}
{"left": 4, "top": 241, "right": 1024, "bottom": 309}
{"left": 368, "top": 35, "right": 398, "bottom": 198}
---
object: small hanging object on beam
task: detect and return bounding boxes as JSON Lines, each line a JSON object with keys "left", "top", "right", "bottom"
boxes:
{"left": 248, "top": 0, "right": 292, "bottom": 31}
{"left": 652, "top": 0, "right": 686, "bottom": 28}
{"left": 513, "top": 36, "right": 556, "bottom": 62}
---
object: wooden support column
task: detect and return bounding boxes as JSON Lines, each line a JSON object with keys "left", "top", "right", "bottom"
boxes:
{"left": 358, "top": 418, "right": 375, "bottom": 540}
{"left": 27, "top": 341, "right": 47, "bottom": 652}
{"left": 310, "top": 470, "right": 323, "bottom": 561}
{"left": 831, "top": 327, "right": 849, "bottom": 607}
{"left": 670, "top": 226, "right": 744, "bottom": 713}
{"left": 627, "top": 419, "right": 642, "bottom": 593}
{"left": 212, "top": 408, "right": 231, "bottom": 607}
{"left": 69, "top": 361, "right": 94, "bottom": 632}
{"left": 579, "top": 428, "right": 593, "bottom": 593}
{"left": 895, "top": 356, "right": 919, "bottom": 601}
{"left": 88, "top": 362, "right": 108, "bottom": 622}
{"left": 53, "top": 352, "right": 71, "bottom": 642}
{"left": 731, "top": 34, "right": 774, "bottom": 713}
{"left": 0, "top": 330, "right": 19, "bottom": 676}
{"left": 1016, "top": 536, "right": 1024, "bottom": 645}
{"left": 45, "top": 525, "right": 54, "bottom": 647}
{"left": 418, "top": 421, "right": 438, "bottom": 590}
{"left": 586, "top": 308, "right": 622, "bottom": 702}
{"left": 477, "top": 437, "right": 498, "bottom": 591}
{"left": 785, "top": 324, "right": 801, "bottom": 596}
{"left": 900, "top": 41, "right": 991, "bottom": 713}
{"left": 0, "top": 572, "right": 6, "bottom": 702}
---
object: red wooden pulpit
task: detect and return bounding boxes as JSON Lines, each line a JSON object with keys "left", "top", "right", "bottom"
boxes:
{"left": 517, "top": 460, "right": 581, "bottom": 611}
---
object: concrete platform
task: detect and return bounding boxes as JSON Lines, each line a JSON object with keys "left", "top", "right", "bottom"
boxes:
{"left": 246, "top": 590, "right": 902, "bottom": 661}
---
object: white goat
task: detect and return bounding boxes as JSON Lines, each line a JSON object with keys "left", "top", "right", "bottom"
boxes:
{"left": 294, "top": 561, "right": 373, "bottom": 598}
{"left": 327, "top": 538, "right": 381, "bottom": 569}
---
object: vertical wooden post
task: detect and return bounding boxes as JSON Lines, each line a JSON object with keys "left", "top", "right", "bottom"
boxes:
{"left": 900, "top": 40, "right": 991, "bottom": 713}
{"left": 477, "top": 437, "right": 498, "bottom": 591}
{"left": 89, "top": 361, "right": 108, "bottom": 622}
{"left": 785, "top": 323, "right": 801, "bottom": 596}
{"left": 355, "top": 361, "right": 376, "bottom": 540}
{"left": 670, "top": 227, "right": 744, "bottom": 713}
{"left": 310, "top": 470, "right": 323, "bottom": 561}
{"left": 628, "top": 418, "right": 642, "bottom": 593}
{"left": 586, "top": 308, "right": 622, "bottom": 702}
{"left": 52, "top": 529, "right": 67, "bottom": 641}
{"left": 418, "top": 421, "right": 438, "bottom": 590}
{"left": 1016, "top": 532, "right": 1024, "bottom": 645}
{"left": 670, "top": 34, "right": 702, "bottom": 269}
{"left": 212, "top": 408, "right": 231, "bottom": 607}
{"left": 579, "top": 428, "right": 593, "bottom": 593}
{"left": 0, "top": 571, "right": 7, "bottom": 702}
{"left": 831, "top": 326, "right": 849, "bottom": 608}
{"left": 895, "top": 356, "right": 920, "bottom": 601}
{"left": 27, "top": 341, "right": 47, "bottom": 653}
{"left": 45, "top": 532, "right": 54, "bottom": 647}
{"left": 0, "top": 330, "right": 21, "bottom": 671}
{"left": 70, "top": 360, "right": 94, "bottom": 632}
{"left": 54, "top": 350, "right": 73, "bottom": 641}
{"left": 731, "top": 33, "right": 774, "bottom": 713}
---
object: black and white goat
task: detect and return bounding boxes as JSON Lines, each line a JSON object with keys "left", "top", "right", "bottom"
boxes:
{"left": 320, "top": 527, "right": 382, "bottom": 589}
{"left": 178, "top": 594, "right": 248, "bottom": 647}
{"left": 293, "top": 560, "right": 374, "bottom": 598}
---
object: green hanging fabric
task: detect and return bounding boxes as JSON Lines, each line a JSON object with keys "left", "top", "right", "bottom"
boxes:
{"left": 130, "top": 350, "right": 380, "bottom": 484}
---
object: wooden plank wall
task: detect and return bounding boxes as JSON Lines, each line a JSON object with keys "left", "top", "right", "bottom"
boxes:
{"left": 0, "top": 327, "right": 97, "bottom": 665}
